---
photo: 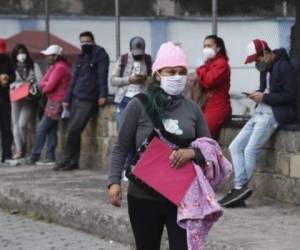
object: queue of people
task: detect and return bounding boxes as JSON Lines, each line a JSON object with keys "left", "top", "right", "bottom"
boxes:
{"left": 0, "top": 31, "right": 298, "bottom": 249}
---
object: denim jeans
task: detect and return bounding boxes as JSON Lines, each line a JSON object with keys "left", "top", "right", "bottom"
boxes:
{"left": 115, "top": 96, "right": 132, "bottom": 130}
{"left": 229, "top": 112, "right": 278, "bottom": 189}
{"left": 30, "top": 115, "right": 58, "bottom": 161}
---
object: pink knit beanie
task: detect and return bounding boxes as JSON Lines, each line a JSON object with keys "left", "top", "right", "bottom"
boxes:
{"left": 152, "top": 42, "right": 188, "bottom": 74}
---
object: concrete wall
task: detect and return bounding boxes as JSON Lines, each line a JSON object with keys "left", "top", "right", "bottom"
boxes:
{"left": 218, "top": 126, "right": 300, "bottom": 205}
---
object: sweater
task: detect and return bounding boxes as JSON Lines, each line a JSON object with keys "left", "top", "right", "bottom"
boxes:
{"left": 64, "top": 45, "right": 109, "bottom": 102}
{"left": 108, "top": 96, "right": 210, "bottom": 200}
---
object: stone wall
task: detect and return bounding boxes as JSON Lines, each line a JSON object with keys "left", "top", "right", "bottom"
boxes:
{"left": 55, "top": 103, "right": 300, "bottom": 204}
{"left": 218, "top": 126, "right": 300, "bottom": 205}
{"left": 56, "top": 104, "right": 117, "bottom": 170}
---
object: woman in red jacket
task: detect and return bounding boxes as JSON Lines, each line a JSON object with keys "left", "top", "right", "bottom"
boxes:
{"left": 196, "top": 35, "right": 231, "bottom": 139}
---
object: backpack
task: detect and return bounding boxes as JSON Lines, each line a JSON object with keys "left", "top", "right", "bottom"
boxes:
{"left": 119, "top": 53, "right": 152, "bottom": 77}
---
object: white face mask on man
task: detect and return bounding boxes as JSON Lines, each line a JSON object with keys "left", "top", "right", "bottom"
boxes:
{"left": 159, "top": 74, "right": 187, "bottom": 96}
{"left": 16, "top": 53, "right": 27, "bottom": 63}
{"left": 203, "top": 47, "right": 216, "bottom": 60}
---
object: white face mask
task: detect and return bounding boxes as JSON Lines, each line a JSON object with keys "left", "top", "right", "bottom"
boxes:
{"left": 203, "top": 47, "right": 216, "bottom": 60}
{"left": 17, "top": 53, "right": 27, "bottom": 63}
{"left": 160, "top": 74, "right": 187, "bottom": 96}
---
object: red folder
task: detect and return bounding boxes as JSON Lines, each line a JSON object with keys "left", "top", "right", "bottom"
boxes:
{"left": 132, "top": 137, "right": 196, "bottom": 206}
{"left": 10, "top": 83, "right": 30, "bottom": 102}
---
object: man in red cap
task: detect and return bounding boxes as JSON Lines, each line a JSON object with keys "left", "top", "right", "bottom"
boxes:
{"left": 219, "top": 39, "right": 297, "bottom": 207}
{"left": 0, "top": 38, "right": 16, "bottom": 164}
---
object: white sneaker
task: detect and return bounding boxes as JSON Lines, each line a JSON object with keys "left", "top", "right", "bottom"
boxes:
{"left": 4, "top": 159, "right": 20, "bottom": 166}
{"left": 35, "top": 159, "right": 55, "bottom": 166}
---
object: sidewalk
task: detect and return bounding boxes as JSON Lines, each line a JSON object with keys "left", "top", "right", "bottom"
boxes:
{"left": 0, "top": 165, "right": 300, "bottom": 250}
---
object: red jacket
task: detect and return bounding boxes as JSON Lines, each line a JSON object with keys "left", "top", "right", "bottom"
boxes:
{"left": 39, "top": 61, "right": 71, "bottom": 102}
{"left": 196, "top": 54, "right": 231, "bottom": 138}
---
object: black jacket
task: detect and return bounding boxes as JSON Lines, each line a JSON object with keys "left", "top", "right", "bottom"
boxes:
{"left": 0, "top": 53, "right": 16, "bottom": 102}
{"left": 65, "top": 45, "right": 109, "bottom": 102}
{"left": 260, "top": 48, "right": 297, "bottom": 124}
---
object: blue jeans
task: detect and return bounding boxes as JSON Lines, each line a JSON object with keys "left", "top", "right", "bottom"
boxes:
{"left": 30, "top": 115, "right": 58, "bottom": 161}
{"left": 115, "top": 96, "right": 132, "bottom": 130}
{"left": 229, "top": 112, "right": 278, "bottom": 189}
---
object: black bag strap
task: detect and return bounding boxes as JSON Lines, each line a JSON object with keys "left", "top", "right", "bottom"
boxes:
{"left": 135, "top": 93, "right": 192, "bottom": 148}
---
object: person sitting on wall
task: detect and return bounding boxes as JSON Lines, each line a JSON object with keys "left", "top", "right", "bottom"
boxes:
{"left": 219, "top": 39, "right": 297, "bottom": 207}
{"left": 196, "top": 35, "right": 231, "bottom": 139}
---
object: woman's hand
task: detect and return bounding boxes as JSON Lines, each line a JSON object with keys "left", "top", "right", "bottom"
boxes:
{"left": 108, "top": 184, "right": 122, "bottom": 207}
{"left": 169, "top": 148, "right": 195, "bottom": 169}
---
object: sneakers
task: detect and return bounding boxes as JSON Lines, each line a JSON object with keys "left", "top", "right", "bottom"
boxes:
{"left": 61, "top": 163, "right": 79, "bottom": 171}
{"left": 13, "top": 152, "right": 25, "bottom": 160}
{"left": 26, "top": 157, "right": 38, "bottom": 165}
{"left": 53, "top": 162, "right": 79, "bottom": 171}
{"left": 36, "top": 159, "right": 56, "bottom": 166}
{"left": 219, "top": 186, "right": 252, "bottom": 207}
{"left": 52, "top": 161, "right": 68, "bottom": 171}
{"left": 3, "top": 159, "right": 20, "bottom": 166}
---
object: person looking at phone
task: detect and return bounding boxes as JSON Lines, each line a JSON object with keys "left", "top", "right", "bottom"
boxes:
{"left": 110, "top": 36, "right": 152, "bottom": 129}
{"left": 219, "top": 39, "right": 297, "bottom": 207}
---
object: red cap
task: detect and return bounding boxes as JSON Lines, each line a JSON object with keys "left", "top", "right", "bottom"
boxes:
{"left": 0, "top": 39, "right": 6, "bottom": 54}
{"left": 245, "top": 39, "right": 270, "bottom": 64}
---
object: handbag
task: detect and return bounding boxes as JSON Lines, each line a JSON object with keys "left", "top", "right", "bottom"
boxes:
{"left": 184, "top": 73, "right": 207, "bottom": 107}
{"left": 44, "top": 99, "right": 62, "bottom": 120}
{"left": 28, "top": 83, "right": 41, "bottom": 100}
{"left": 9, "top": 82, "right": 30, "bottom": 102}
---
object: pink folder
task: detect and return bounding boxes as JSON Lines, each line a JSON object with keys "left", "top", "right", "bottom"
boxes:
{"left": 10, "top": 83, "right": 30, "bottom": 102}
{"left": 132, "top": 137, "right": 196, "bottom": 206}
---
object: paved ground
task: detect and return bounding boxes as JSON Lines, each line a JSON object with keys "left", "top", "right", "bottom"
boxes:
{"left": 0, "top": 165, "right": 300, "bottom": 250}
{"left": 0, "top": 210, "right": 128, "bottom": 250}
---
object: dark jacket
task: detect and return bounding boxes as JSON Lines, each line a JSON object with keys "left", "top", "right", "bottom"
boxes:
{"left": 260, "top": 48, "right": 297, "bottom": 124}
{"left": 0, "top": 53, "right": 16, "bottom": 103}
{"left": 64, "top": 45, "right": 109, "bottom": 102}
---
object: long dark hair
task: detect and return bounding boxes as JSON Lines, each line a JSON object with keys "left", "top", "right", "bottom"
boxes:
{"left": 11, "top": 44, "right": 34, "bottom": 70}
{"left": 205, "top": 35, "right": 229, "bottom": 61}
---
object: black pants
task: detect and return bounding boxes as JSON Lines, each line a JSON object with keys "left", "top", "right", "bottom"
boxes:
{"left": 127, "top": 195, "right": 187, "bottom": 250}
{"left": 0, "top": 96, "right": 13, "bottom": 162}
{"left": 61, "top": 99, "right": 97, "bottom": 165}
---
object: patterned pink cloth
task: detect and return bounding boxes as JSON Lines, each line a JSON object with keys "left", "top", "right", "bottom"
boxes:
{"left": 177, "top": 137, "right": 233, "bottom": 250}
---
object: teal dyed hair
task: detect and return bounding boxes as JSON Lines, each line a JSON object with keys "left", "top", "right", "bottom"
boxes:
{"left": 146, "top": 78, "right": 169, "bottom": 121}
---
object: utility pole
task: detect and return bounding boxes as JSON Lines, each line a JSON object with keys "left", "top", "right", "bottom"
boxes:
{"left": 45, "top": 0, "right": 50, "bottom": 47}
{"left": 115, "top": 0, "right": 120, "bottom": 59}
{"left": 212, "top": 0, "right": 218, "bottom": 35}
{"left": 156, "top": 0, "right": 160, "bottom": 16}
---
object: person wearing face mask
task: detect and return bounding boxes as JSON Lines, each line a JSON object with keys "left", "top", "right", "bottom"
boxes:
{"left": 111, "top": 36, "right": 152, "bottom": 129}
{"left": 219, "top": 39, "right": 297, "bottom": 208}
{"left": 108, "top": 42, "right": 212, "bottom": 250}
{"left": 196, "top": 35, "right": 231, "bottom": 139}
{"left": 10, "top": 44, "right": 42, "bottom": 159}
{"left": 26, "top": 45, "right": 71, "bottom": 166}
{"left": 54, "top": 31, "right": 109, "bottom": 171}
{"left": 0, "top": 38, "right": 16, "bottom": 164}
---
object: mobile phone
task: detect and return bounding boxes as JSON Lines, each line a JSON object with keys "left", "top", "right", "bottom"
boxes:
{"left": 241, "top": 92, "right": 250, "bottom": 96}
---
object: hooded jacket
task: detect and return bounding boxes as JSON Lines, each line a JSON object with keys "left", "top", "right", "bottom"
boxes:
{"left": 260, "top": 48, "right": 297, "bottom": 124}
{"left": 64, "top": 45, "right": 109, "bottom": 102}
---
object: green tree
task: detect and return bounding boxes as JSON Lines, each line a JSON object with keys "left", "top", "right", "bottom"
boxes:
{"left": 80, "top": 0, "right": 156, "bottom": 16}
{"left": 176, "top": 0, "right": 296, "bottom": 16}
{"left": 0, "top": 0, "right": 69, "bottom": 15}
